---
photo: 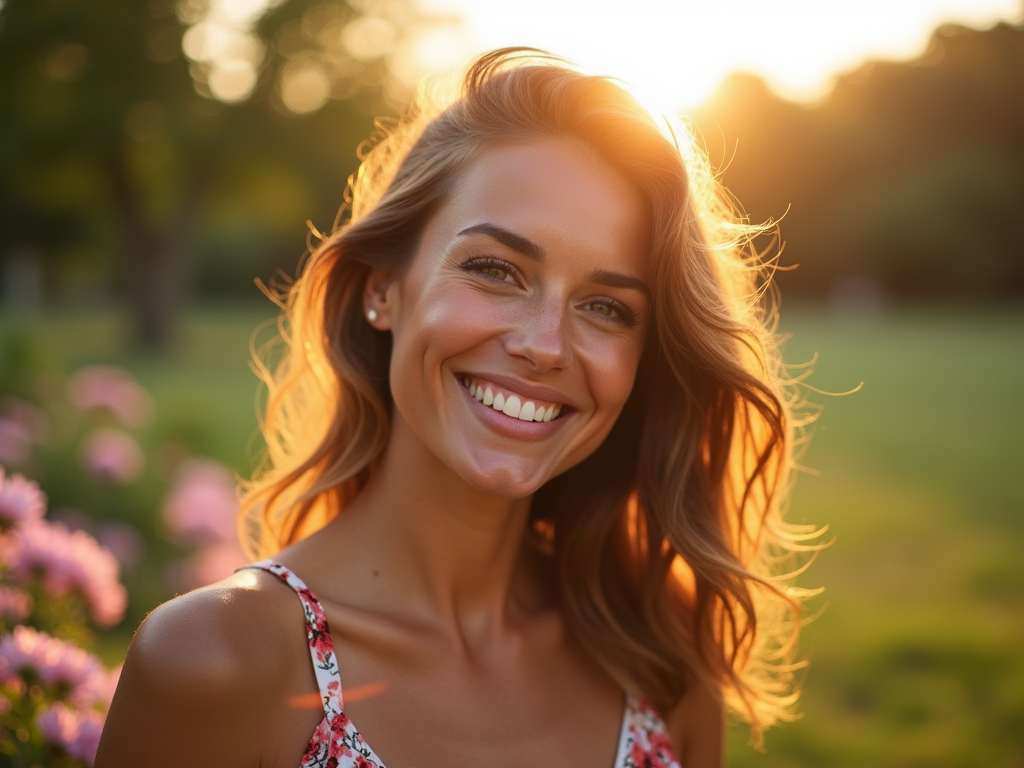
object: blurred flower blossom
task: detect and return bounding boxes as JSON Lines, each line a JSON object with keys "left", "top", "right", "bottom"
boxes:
{"left": 162, "top": 459, "right": 239, "bottom": 545}
{"left": 0, "top": 626, "right": 105, "bottom": 706}
{"left": 0, "top": 467, "right": 46, "bottom": 529}
{"left": 94, "top": 522, "right": 144, "bottom": 569}
{"left": 9, "top": 520, "right": 127, "bottom": 627}
{"left": 0, "top": 398, "right": 47, "bottom": 464}
{"left": 80, "top": 428, "right": 144, "bottom": 484}
{"left": 68, "top": 366, "right": 154, "bottom": 429}
{"left": 169, "top": 541, "right": 246, "bottom": 592}
{"left": 36, "top": 701, "right": 105, "bottom": 765}
{"left": 0, "top": 418, "right": 31, "bottom": 465}
{"left": 0, "top": 586, "right": 33, "bottom": 622}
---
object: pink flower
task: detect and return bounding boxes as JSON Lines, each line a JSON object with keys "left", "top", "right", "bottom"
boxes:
{"left": 0, "top": 466, "right": 46, "bottom": 528}
{"left": 0, "top": 398, "right": 46, "bottom": 465}
{"left": 9, "top": 520, "right": 127, "bottom": 627}
{"left": 0, "top": 626, "right": 105, "bottom": 705}
{"left": 68, "top": 366, "right": 154, "bottom": 429}
{"left": 80, "top": 428, "right": 144, "bottom": 484}
{"left": 162, "top": 459, "right": 239, "bottom": 545}
{"left": 37, "top": 701, "right": 105, "bottom": 765}
{"left": 95, "top": 521, "right": 144, "bottom": 568}
{"left": 0, "top": 585, "right": 33, "bottom": 621}
{"left": 0, "top": 418, "right": 31, "bottom": 465}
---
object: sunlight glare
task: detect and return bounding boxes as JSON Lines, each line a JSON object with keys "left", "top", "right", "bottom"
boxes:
{"left": 418, "top": 0, "right": 1023, "bottom": 109}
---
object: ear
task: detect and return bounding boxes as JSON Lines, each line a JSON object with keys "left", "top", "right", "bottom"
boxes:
{"left": 363, "top": 267, "right": 395, "bottom": 331}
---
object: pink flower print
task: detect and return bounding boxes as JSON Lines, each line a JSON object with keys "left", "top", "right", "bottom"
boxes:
{"left": 0, "top": 626, "right": 106, "bottom": 705}
{"left": 354, "top": 756, "right": 378, "bottom": 768}
{"left": 161, "top": 459, "right": 239, "bottom": 545}
{"left": 37, "top": 701, "right": 105, "bottom": 765}
{"left": 68, "top": 366, "right": 154, "bottom": 429}
{"left": 80, "top": 428, "right": 144, "bottom": 484}
{"left": 0, "top": 467, "right": 46, "bottom": 529}
{"left": 0, "top": 585, "right": 33, "bottom": 622}
{"left": 9, "top": 520, "right": 127, "bottom": 627}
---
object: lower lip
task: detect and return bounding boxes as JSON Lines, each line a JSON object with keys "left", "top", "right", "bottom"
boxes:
{"left": 457, "top": 378, "right": 567, "bottom": 441}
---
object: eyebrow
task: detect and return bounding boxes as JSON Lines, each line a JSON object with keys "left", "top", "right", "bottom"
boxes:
{"left": 457, "top": 223, "right": 544, "bottom": 261}
{"left": 587, "top": 269, "right": 652, "bottom": 302}
{"left": 458, "top": 222, "right": 651, "bottom": 301}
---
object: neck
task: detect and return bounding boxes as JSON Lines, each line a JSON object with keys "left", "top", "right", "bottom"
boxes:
{"left": 329, "top": 413, "right": 542, "bottom": 641}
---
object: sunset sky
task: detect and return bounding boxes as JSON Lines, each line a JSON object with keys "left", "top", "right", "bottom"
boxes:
{"left": 414, "top": 0, "right": 1022, "bottom": 110}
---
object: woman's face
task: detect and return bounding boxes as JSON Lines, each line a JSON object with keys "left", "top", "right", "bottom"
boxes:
{"left": 374, "top": 139, "right": 652, "bottom": 497}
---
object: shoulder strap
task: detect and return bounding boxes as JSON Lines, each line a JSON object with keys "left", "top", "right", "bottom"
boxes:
{"left": 241, "top": 559, "right": 344, "bottom": 716}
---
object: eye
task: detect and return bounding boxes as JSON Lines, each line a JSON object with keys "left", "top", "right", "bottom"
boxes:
{"left": 580, "top": 299, "right": 638, "bottom": 326}
{"left": 462, "top": 257, "right": 519, "bottom": 285}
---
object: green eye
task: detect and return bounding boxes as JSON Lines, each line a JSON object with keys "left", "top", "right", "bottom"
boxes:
{"left": 483, "top": 266, "right": 509, "bottom": 281}
{"left": 587, "top": 302, "right": 615, "bottom": 317}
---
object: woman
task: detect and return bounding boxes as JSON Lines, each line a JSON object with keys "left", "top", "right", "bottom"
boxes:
{"left": 97, "top": 49, "right": 814, "bottom": 768}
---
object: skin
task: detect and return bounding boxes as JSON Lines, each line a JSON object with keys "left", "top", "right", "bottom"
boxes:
{"left": 95, "top": 140, "right": 723, "bottom": 768}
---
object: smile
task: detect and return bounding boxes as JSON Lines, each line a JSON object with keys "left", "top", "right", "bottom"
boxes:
{"left": 460, "top": 376, "right": 564, "bottom": 422}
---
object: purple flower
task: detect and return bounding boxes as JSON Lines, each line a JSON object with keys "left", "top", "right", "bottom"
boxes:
{"left": 80, "top": 428, "right": 144, "bottom": 484}
{"left": 162, "top": 459, "right": 239, "bottom": 545}
{"left": 0, "top": 626, "right": 105, "bottom": 705}
{"left": 0, "top": 585, "right": 33, "bottom": 622}
{"left": 37, "top": 701, "right": 105, "bottom": 766}
{"left": 0, "top": 466, "right": 47, "bottom": 529}
{"left": 95, "top": 521, "right": 144, "bottom": 569}
{"left": 9, "top": 520, "right": 128, "bottom": 627}
{"left": 67, "top": 366, "right": 154, "bottom": 429}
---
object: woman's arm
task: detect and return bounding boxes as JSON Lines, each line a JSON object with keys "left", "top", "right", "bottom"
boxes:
{"left": 666, "top": 679, "right": 725, "bottom": 768}
{"left": 95, "top": 574, "right": 307, "bottom": 768}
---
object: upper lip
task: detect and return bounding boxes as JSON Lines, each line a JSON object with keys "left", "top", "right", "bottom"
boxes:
{"left": 457, "top": 371, "right": 575, "bottom": 409}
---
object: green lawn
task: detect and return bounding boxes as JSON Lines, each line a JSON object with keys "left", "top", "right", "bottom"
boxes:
{"left": 2, "top": 302, "right": 1022, "bottom": 765}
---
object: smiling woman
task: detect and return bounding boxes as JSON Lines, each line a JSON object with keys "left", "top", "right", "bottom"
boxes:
{"left": 95, "top": 49, "right": 817, "bottom": 768}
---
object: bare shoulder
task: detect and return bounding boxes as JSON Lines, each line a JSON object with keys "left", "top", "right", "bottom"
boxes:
{"left": 127, "top": 568, "right": 301, "bottom": 682}
{"left": 665, "top": 677, "right": 724, "bottom": 768}
{"left": 96, "top": 569, "right": 314, "bottom": 768}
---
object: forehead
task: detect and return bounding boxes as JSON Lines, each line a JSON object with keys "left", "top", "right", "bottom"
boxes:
{"left": 429, "top": 140, "right": 651, "bottom": 275}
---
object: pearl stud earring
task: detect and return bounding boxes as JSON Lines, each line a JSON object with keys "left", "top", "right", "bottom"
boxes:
{"left": 367, "top": 308, "right": 378, "bottom": 322}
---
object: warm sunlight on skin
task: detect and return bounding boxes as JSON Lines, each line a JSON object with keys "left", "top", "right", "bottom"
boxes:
{"left": 416, "top": 0, "right": 1022, "bottom": 110}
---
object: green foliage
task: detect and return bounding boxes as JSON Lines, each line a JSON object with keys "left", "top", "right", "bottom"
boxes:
{"left": 727, "top": 303, "right": 1024, "bottom": 766}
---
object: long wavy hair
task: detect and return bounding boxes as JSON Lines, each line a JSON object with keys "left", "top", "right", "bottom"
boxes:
{"left": 242, "top": 48, "right": 819, "bottom": 744}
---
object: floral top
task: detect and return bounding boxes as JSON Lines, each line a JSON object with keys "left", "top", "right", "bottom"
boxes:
{"left": 244, "top": 559, "right": 682, "bottom": 768}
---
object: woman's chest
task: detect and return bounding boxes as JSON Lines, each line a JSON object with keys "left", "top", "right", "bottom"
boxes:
{"left": 334, "top": 640, "right": 627, "bottom": 768}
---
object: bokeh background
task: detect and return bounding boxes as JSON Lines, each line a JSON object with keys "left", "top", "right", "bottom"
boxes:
{"left": 1, "top": 0, "right": 1022, "bottom": 765}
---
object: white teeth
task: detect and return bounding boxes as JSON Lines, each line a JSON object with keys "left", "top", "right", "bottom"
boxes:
{"left": 502, "top": 395, "right": 521, "bottom": 418}
{"left": 468, "top": 379, "right": 562, "bottom": 423}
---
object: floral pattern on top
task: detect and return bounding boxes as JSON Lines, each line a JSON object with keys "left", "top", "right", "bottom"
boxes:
{"left": 242, "top": 560, "right": 681, "bottom": 768}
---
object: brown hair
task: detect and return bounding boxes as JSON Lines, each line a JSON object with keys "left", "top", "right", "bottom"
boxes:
{"left": 242, "top": 48, "right": 819, "bottom": 743}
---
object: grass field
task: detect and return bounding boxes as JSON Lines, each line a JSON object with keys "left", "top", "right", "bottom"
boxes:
{"left": 2, "top": 301, "right": 1022, "bottom": 766}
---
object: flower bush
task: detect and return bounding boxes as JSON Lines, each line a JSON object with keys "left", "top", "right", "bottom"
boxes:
{"left": 0, "top": 469, "right": 124, "bottom": 766}
{"left": 0, "top": 357, "right": 250, "bottom": 765}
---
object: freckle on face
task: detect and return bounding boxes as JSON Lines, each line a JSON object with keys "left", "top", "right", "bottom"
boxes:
{"left": 382, "top": 139, "right": 651, "bottom": 497}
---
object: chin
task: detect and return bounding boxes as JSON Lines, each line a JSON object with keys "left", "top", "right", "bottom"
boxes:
{"left": 456, "top": 460, "right": 555, "bottom": 499}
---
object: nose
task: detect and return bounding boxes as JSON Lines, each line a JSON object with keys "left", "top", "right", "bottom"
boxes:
{"left": 501, "top": 296, "right": 573, "bottom": 372}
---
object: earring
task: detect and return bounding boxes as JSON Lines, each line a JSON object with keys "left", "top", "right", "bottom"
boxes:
{"left": 367, "top": 308, "right": 379, "bottom": 322}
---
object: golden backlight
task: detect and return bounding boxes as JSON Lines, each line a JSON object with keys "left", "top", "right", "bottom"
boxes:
{"left": 416, "top": 0, "right": 1021, "bottom": 110}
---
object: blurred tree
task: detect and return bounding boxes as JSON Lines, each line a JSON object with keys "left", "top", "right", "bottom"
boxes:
{"left": 0, "top": 0, "right": 444, "bottom": 347}
{"left": 692, "top": 21, "right": 1024, "bottom": 299}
